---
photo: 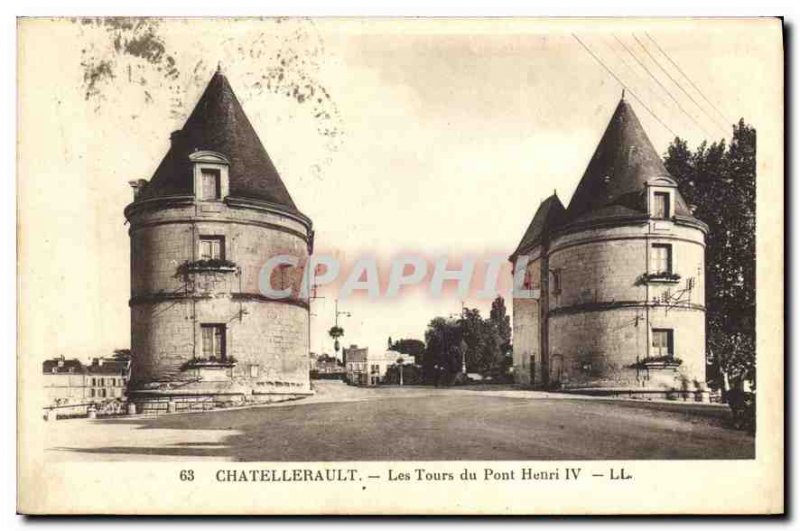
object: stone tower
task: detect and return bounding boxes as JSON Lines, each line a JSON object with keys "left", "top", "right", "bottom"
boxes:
{"left": 124, "top": 69, "right": 314, "bottom": 413}
{"left": 511, "top": 97, "right": 708, "bottom": 400}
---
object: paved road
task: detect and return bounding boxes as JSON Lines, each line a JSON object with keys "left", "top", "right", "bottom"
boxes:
{"left": 46, "top": 381, "right": 753, "bottom": 461}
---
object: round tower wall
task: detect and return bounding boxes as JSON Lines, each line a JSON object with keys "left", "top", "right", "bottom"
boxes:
{"left": 544, "top": 221, "right": 706, "bottom": 391}
{"left": 127, "top": 199, "right": 311, "bottom": 394}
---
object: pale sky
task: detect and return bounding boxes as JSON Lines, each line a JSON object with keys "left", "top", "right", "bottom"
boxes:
{"left": 18, "top": 18, "right": 781, "bottom": 361}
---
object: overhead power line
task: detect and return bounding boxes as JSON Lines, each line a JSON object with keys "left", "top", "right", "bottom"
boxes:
{"left": 614, "top": 34, "right": 714, "bottom": 139}
{"left": 644, "top": 31, "right": 732, "bottom": 130}
{"left": 632, "top": 33, "right": 728, "bottom": 136}
{"left": 571, "top": 33, "right": 678, "bottom": 138}
{"left": 600, "top": 36, "right": 679, "bottom": 125}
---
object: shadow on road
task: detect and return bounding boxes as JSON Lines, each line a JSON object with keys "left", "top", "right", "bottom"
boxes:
{"left": 55, "top": 388, "right": 754, "bottom": 462}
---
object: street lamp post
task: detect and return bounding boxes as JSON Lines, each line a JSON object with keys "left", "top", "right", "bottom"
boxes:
{"left": 335, "top": 299, "right": 351, "bottom": 328}
{"left": 333, "top": 299, "right": 351, "bottom": 362}
{"left": 448, "top": 303, "right": 467, "bottom": 375}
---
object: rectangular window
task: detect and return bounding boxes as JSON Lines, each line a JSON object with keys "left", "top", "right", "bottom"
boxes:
{"left": 551, "top": 270, "right": 562, "bottom": 293}
{"left": 201, "top": 324, "right": 226, "bottom": 359}
{"left": 650, "top": 244, "right": 672, "bottom": 274}
{"left": 200, "top": 169, "right": 221, "bottom": 200}
{"left": 198, "top": 236, "right": 225, "bottom": 261}
{"left": 653, "top": 192, "right": 670, "bottom": 219}
{"left": 250, "top": 365, "right": 260, "bottom": 378}
{"left": 522, "top": 269, "right": 532, "bottom": 290}
{"left": 651, "top": 329, "right": 674, "bottom": 358}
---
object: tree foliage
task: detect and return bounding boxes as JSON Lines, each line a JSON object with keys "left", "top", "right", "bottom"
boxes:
{"left": 423, "top": 317, "right": 463, "bottom": 382}
{"left": 663, "top": 119, "right": 756, "bottom": 389}
{"left": 112, "top": 349, "right": 131, "bottom": 360}
{"left": 422, "top": 296, "right": 512, "bottom": 383}
{"left": 328, "top": 326, "right": 345, "bottom": 353}
{"left": 489, "top": 296, "right": 513, "bottom": 371}
{"left": 388, "top": 338, "right": 426, "bottom": 364}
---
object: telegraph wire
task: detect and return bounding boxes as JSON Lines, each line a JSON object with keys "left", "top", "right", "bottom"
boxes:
{"left": 600, "top": 36, "right": 682, "bottom": 127}
{"left": 644, "top": 31, "right": 732, "bottom": 129}
{"left": 632, "top": 33, "right": 728, "bottom": 135}
{"left": 613, "top": 34, "right": 713, "bottom": 139}
{"left": 572, "top": 33, "right": 678, "bottom": 138}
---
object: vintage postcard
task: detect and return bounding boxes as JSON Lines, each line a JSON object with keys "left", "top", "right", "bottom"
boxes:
{"left": 17, "top": 17, "right": 783, "bottom": 515}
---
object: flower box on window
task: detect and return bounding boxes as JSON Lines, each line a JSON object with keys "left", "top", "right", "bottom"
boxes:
{"left": 639, "top": 272, "right": 681, "bottom": 284}
{"left": 180, "top": 357, "right": 238, "bottom": 373}
{"left": 180, "top": 357, "right": 238, "bottom": 382}
{"left": 629, "top": 356, "right": 682, "bottom": 370}
{"left": 177, "top": 259, "right": 238, "bottom": 276}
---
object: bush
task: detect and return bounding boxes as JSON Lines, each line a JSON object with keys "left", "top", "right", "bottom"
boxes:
{"left": 383, "top": 364, "right": 423, "bottom": 385}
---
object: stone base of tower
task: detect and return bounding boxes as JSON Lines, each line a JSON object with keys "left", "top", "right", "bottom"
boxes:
{"left": 534, "top": 368, "right": 711, "bottom": 402}
{"left": 127, "top": 380, "right": 313, "bottom": 415}
{"left": 554, "top": 386, "right": 711, "bottom": 403}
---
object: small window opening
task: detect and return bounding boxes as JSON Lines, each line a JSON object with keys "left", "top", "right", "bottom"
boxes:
{"left": 201, "top": 324, "right": 227, "bottom": 360}
{"left": 198, "top": 236, "right": 225, "bottom": 261}
{"left": 650, "top": 244, "right": 673, "bottom": 274}
{"left": 199, "top": 169, "right": 221, "bottom": 200}
{"left": 653, "top": 191, "right": 670, "bottom": 219}
{"left": 651, "top": 329, "right": 674, "bottom": 358}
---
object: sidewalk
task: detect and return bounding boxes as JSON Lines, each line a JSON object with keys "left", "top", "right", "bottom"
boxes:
{"left": 451, "top": 385, "right": 731, "bottom": 422}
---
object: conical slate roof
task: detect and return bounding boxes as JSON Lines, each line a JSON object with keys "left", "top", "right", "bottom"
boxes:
{"left": 564, "top": 98, "right": 692, "bottom": 225}
{"left": 511, "top": 194, "right": 566, "bottom": 259}
{"left": 139, "top": 69, "right": 297, "bottom": 210}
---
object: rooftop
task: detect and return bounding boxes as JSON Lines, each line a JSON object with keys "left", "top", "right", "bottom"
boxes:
{"left": 137, "top": 69, "right": 298, "bottom": 211}
{"left": 563, "top": 97, "right": 693, "bottom": 226}
{"left": 513, "top": 97, "right": 700, "bottom": 258}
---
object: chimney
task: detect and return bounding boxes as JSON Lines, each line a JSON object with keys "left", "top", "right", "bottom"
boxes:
{"left": 170, "top": 129, "right": 185, "bottom": 147}
{"left": 128, "top": 179, "right": 148, "bottom": 200}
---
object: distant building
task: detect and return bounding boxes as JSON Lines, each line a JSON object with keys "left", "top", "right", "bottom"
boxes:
{"left": 43, "top": 357, "right": 88, "bottom": 405}
{"left": 309, "top": 353, "right": 346, "bottom": 379}
{"left": 344, "top": 346, "right": 414, "bottom": 386}
{"left": 42, "top": 354, "right": 131, "bottom": 406}
{"left": 343, "top": 345, "right": 369, "bottom": 385}
{"left": 86, "top": 356, "right": 131, "bottom": 400}
{"left": 510, "top": 97, "right": 708, "bottom": 400}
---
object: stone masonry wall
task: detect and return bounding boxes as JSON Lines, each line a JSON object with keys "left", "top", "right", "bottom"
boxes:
{"left": 546, "top": 222, "right": 706, "bottom": 390}
{"left": 128, "top": 199, "right": 311, "bottom": 395}
{"left": 512, "top": 221, "right": 706, "bottom": 391}
{"left": 512, "top": 249, "right": 542, "bottom": 386}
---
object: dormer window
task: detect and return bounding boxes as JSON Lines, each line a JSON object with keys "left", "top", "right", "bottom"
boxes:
{"left": 653, "top": 192, "right": 670, "bottom": 219}
{"left": 190, "top": 151, "right": 229, "bottom": 201}
{"left": 646, "top": 178, "right": 677, "bottom": 220}
{"left": 200, "top": 169, "right": 220, "bottom": 200}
